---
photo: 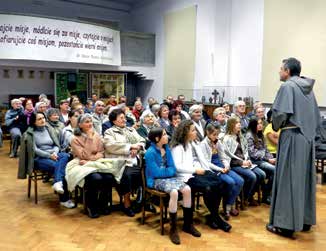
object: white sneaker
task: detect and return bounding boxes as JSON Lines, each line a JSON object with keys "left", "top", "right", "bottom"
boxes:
{"left": 52, "top": 181, "right": 64, "bottom": 194}
{"left": 60, "top": 200, "right": 75, "bottom": 209}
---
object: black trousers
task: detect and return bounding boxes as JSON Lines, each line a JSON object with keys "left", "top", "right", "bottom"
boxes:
{"left": 187, "top": 171, "right": 226, "bottom": 218}
{"left": 118, "top": 165, "right": 141, "bottom": 196}
{"left": 84, "top": 172, "right": 115, "bottom": 210}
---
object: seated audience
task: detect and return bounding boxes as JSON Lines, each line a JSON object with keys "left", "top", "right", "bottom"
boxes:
{"left": 23, "top": 99, "right": 34, "bottom": 126}
{"left": 46, "top": 108, "right": 65, "bottom": 142}
{"left": 137, "top": 110, "right": 157, "bottom": 149}
{"left": 84, "top": 100, "right": 94, "bottom": 114}
{"left": 263, "top": 110, "right": 280, "bottom": 157}
{"left": 92, "top": 100, "right": 108, "bottom": 135}
{"left": 255, "top": 106, "right": 268, "bottom": 129}
{"left": 157, "top": 105, "right": 170, "bottom": 129}
{"left": 173, "top": 100, "right": 190, "bottom": 120}
{"left": 145, "top": 128, "right": 201, "bottom": 244}
{"left": 58, "top": 99, "right": 70, "bottom": 125}
{"left": 5, "top": 99, "right": 27, "bottom": 157}
{"left": 189, "top": 104, "right": 206, "bottom": 142}
{"left": 132, "top": 101, "right": 143, "bottom": 122}
{"left": 170, "top": 120, "right": 231, "bottom": 232}
{"left": 223, "top": 117, "right": 266, "bottom": 207}
{"left": 60, "top": 109, "right": 81, "bottom": 153}
{"left": 67, "top": 114, "right": 115, "bottom": 218}
{"left": 233, "top": 100, "right": 250, "bottom": 134}
{"left": 166, "top": 110, "right": 181, "bottom": 140}
{"left": 35, "top": 101, "right": 48, "bottom": 113}
{"left": 222, "top": 102, "right": 233, "bottom": 118}
{"left": 212, "top": 107, "right": 227, "bottom": 134}
{"left": 246, "top": 118, "right": 276, "bottom": 204}
{"left": 103, "top": 109, "right": 146, "bottom": 217}
{"left": 18, "top": 112, "right": 73, "bottom": 208}
{"left": 201, "top": 123, "right": 244, "bottom": 220}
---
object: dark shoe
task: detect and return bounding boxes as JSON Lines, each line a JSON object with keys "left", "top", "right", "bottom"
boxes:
{"left": 302, "top": 224, "right": 311, "bottom": 232}
{"left": 87, "top": 207, "right": 100, "bottom": 219}
{"left": 207, "top": 219, "right": 219, "bottom": 230}
{"left": 145, "top": 203, "right": 157, "bottom": 213}
{"left": 182, "top": 207, "right": 201, "bottom": 237}
{"left": 230, "top": 208, "right": 239, "bottom": 216}
{"left": 215, "top": 215, "right": 232, "bottom": 232}
{"left": 122, "top": 206, "right": 135, "bottom": 217}
{"left": 169, "top": 213, "right": 180, "bottom": 245}
{"left": 262, "top": 196, "right": 271, "bottom": 205}
{"left": 266, "top": 224, "right": 294, "bottom": 238}
{"left": 100, "top": 206, "right": 111, "bottom": 215}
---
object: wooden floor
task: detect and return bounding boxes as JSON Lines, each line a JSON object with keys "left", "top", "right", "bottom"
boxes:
{"left": 1, "top": 140, "right": 326, "bottom": 251}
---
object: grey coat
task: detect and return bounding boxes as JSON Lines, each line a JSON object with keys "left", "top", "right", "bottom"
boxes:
{"left": 269, "top": 76, "right": 320, "bottom": 231}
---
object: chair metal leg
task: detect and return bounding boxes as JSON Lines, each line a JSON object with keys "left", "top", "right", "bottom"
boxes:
{"left": 141, "top": 192, "right": 146, "bottom": 225}
{"left": 27, "top": 176, "right": 31, "bottom": 198}
{"left": 160, "top": 197, "right": 164, "bottom": 235}
{"left": 258, "top": 184, "right": 262, "bottom": 205}
{"left": 240, "top": 189, "right": 245, "bottom": 210}
{"left": 34, "top": 178, "right": 38, "bottom": 204}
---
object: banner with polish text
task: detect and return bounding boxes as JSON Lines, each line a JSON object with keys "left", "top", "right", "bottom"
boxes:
{"left": 0, "top": 14, "right": 121, "bottom": 66}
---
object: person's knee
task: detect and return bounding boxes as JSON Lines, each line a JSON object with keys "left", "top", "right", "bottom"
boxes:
{"left": 181, "top": 185, "right": 191, "bottom": 196}
{"left": 170, "top": 189, "right": 178, "bottom": 200}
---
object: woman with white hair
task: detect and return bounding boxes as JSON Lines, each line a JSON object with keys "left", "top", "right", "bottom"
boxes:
{"left": 5, "top": 99, "right": 27, "bottom": 157}
{"left": 189, "top": 104, "right": 206, "bottom": 142}
{"left": 212, "top": 107, "right": 227, "bottom": 134}
{"left": 132, "top": 100, "right": 144, "bottom": 122}
{"left": 137, "top": 110, "right": 157, "bottom": 149}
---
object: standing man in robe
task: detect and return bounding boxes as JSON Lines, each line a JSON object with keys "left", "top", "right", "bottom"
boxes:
{"left": 267, "top": 58, "right": 320, "bottom": 238}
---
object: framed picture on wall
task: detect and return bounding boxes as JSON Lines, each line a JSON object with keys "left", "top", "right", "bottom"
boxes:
{"left": 91, "top": 73, "right": 125, "bottom": 103}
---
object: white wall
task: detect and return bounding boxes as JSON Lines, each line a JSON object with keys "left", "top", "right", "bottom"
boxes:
{"left": 130, "top": 0, "right": 264, "bottom": 102}
{"left": 0, "top": 66, "right": 53, "bottom": 106}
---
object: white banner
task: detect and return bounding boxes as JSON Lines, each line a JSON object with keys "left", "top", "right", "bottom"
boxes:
{"left": 0, "top": 14, "right": 121, "bottom": 66}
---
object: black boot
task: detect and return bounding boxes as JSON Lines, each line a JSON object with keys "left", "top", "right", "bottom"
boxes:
{"left": 182, "top": 207, "right": 201, "bottom": 237}
{"left": 169, "top": 212, "right": 180, "bottom": 245}
{"left": 302, "top": 224, "right": 311, "bottom": 232}
{"left": 99, "top": 192, "right": 111, "bottom": 215}
{"left": 214, "top": 213, "right": 232, "bottom": 232}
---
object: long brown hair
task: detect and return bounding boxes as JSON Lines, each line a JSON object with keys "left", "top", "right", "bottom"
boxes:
{"left": 226, "top": 117, "right": 240, "bottom": 135}
{"left": 170, "top": 120, "right": 194, "bottom": 149}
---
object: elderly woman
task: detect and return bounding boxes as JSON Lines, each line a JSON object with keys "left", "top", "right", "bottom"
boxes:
{"left": 35, "top": 101, "right": 48, "bottom": 113}
{"left": 5, "top": 99, "right": 27, "bottom": 157}
{"left": 157, "top": 105, "right": 170, "bottom": 129}
{"left": 137, "top": 110, "right": 157, "bottom": 149}
{"left": 66, "top": 114, "right": 115, "bottom": 218}
{"left": 18, "top": 112, "right": 73, "bottom": 207}
{"left": 103, "top": 108, "right": 146, "bottom": 217}
{"left": 189, "top": 104, "right": 206, "bottom": 142}
{"left": 212, "top": 107, "right": 227, "bottom": 134}
{"left": 24, "top": 99, "right": 34, "bottom": 126}
{"left": 132, "top": 100, "right": 143, "bottom": 122}
{"left": 46, "top": 108, "right": 65, "bottom": 142}
{"left": 60, "top": 109, "right": 81, "bottom": 153}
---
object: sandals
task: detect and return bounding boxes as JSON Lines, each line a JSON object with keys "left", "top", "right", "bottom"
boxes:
{"left": 266, "top": 224, "right": 295, "bottom": 239}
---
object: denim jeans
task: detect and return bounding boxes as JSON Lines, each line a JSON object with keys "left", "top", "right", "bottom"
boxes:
{"left": 219, "top": 170, "right": 244, "bottom": 205}
{"left": 232, "top": 166, "right": 257, "bottom": 200}
{"left": 254, "top": 160, "right": 275, "bottom": 197}
{"left": 34, "top": 152, "right": 69, "bottom": 183}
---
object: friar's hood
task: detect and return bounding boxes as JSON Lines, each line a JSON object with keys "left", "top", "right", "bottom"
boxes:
{"left": 290, "top": 76, "right": 315, "bottom": 95}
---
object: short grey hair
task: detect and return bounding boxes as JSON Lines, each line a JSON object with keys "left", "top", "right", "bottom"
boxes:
{"left": 74, "top": 113, "right": 93, "bottom": 136}
{"left": 11, "top": 98, "right": 21, "bottom": 106}
{"left": 188, "top": 104, "right": 202, "bottom": 117}
{"left": 95, "top": 100, "right": 104, "bottom": 107}
{"left": 140, "top": 110, "right": 155, "bottom": 123}
{"left": 213, "top": 107, "right": 226, "bottom": 118}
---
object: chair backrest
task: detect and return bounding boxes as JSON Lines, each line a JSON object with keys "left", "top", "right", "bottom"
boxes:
{"left": 139, "top": 152, "right": 147, "bottom": 189}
